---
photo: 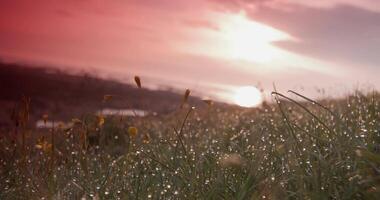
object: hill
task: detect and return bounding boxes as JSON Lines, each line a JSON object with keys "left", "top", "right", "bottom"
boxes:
{"left": 0, "top": 62, "right": 205, "bottom": 127}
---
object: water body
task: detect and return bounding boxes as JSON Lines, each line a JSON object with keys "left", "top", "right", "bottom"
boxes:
{"left": 35, "top": 109, "right": 148, "bottom": 128}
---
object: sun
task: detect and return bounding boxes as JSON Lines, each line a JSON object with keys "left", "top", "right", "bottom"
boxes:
{"left": 233, "top": 86, "right": 263, "bottom": 107}
{"left": 181, "top": 12, "right": 292, "bottom": 65}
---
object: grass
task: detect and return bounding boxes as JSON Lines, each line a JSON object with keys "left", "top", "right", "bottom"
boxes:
{"left": 1, "top": 86, "right": 380, "bottom": 199}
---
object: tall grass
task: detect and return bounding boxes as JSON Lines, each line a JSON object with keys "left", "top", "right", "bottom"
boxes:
{"left": 0, "top": 87, "right": 379, "bottom": 199}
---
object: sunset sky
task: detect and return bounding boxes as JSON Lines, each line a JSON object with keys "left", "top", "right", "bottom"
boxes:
{"left": 1, "top": 0, "right": 380, "bottom": 104}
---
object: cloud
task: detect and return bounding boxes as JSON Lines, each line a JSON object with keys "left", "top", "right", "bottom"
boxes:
{"left": 270, "top": 0, "right": 380, "bottom": 13}
{"left": 210, "top": 0, "right": 380, "bottom": 13}
{"left": 245, "top": 4, "right": 380, "bottom": 68}
{"left": 210, "top": 1, "right": 380, "bottom": 68}
{"left": 207, "top": 0, "right": 380, "bottom": 89}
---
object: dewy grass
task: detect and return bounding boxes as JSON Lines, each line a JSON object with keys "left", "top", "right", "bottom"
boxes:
{"left": 0, "top": 82, "right": 380, "bottom": 199}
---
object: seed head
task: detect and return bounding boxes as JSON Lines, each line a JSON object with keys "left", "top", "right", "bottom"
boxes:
{"left": 134, "top": 76, "right": 142, "bottom": 88}
{"left": 181, "top": 89, "right": 191, "bottom": 108}
{"left": 128, "top": 126, "right": 138, "bottom": 138}
{"left": 97, "top": 114, "right": 105, "bottom": 126}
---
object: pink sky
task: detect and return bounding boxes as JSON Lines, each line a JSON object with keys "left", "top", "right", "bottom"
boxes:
{"left": 1, "top": 0, "right": 380, "bottom": 103}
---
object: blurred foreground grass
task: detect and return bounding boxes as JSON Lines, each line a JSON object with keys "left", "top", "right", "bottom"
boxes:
{"left": 1, "top": 89, "right": 380, "bottom": 199}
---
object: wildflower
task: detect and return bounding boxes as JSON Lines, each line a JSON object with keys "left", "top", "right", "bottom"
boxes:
{"left": 134, "top": 76, "right": 142, "bottom": 88}
{"left": 97, "top": 114, "right": 105, "bottom": 126}
{"left": 128, "top": 126, "right": 138, "bottom": 138}
{"left": 35, "top": 137, "right": 52, "bottom": 153}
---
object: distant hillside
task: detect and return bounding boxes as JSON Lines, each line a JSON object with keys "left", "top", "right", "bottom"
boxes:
{"left": 0, "top": 62, "right": 205, "bottom": 127}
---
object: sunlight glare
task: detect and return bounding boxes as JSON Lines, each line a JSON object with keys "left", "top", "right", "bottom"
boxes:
{"left": 233, "top": 86, "right": 263, "bottom": 107}
{"left": 220, "top": 12, "right": 291, "bottom": 63}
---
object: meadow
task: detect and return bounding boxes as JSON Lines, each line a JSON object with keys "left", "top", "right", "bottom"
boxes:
{"left": 1, "top": 79, "right": 380, "bottom": 199}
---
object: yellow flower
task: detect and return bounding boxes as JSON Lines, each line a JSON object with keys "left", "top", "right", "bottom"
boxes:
{"left": 128, "top": 126, "right": 138, "bottom": 138}
{"left": 35, "top": 137, "right": 52, "bottom": 153}
{"left": 97, "top": 114, "right": 105, "bottom": 126}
